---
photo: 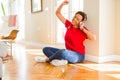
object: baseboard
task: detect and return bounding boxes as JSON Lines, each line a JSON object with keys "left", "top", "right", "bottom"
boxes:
{"left": 85, "top": 54, "right": 120, "bottom": 63}
{"left": 85, "top": 54, "right": 99, "bottom": 63}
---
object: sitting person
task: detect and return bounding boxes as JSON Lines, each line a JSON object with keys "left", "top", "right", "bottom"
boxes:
{"left": 34, "top": 0, "right": 96, "bottom": 66}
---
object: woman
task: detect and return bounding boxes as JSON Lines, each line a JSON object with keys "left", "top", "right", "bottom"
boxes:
{"left": 34, "top": 0, "right": 95, "bottom": 66}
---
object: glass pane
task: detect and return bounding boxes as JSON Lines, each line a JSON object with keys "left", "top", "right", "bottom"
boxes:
{"left": 56, "top": 19, "right": 65, "bottom": 43}
{"left": 70, "top": 11, "right": 76, "bottom": 20}
{"left": 71, "top": 0, "right": 80, "bottom": 11}
{"left": 56, "top": 27, "right": 65, "bottom": 43}
{"left": 62, "top": 6, "right": 68, "bottom": 13}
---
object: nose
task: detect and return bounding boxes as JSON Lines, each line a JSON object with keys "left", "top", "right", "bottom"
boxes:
{"left": 72, "top": 18, "right": 77, "bottom": 22}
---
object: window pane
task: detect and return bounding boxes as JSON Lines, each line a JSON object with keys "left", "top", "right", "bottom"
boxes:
{"left": 71, "top": 0, "right": 80, "bottom": 11}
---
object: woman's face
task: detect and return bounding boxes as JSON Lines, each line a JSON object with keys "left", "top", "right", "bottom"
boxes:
{"left": 72, "top": 14, "right": 83, "bottom": 27}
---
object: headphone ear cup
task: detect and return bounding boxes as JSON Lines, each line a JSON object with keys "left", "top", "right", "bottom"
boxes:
{"left": 79, "top": 22, "right": 83, "bottom": 26}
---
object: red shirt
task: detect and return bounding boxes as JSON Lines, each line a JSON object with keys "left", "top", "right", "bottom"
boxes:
{"left": 65, "top": 20, "right": 87, "bottom": 54}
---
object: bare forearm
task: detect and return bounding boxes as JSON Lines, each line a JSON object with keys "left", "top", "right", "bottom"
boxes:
{"left": 56, "top": 3, "right": 64, "bottom": 14}
{"left": 82, "top": 29, "right": 96, "bottom": 41}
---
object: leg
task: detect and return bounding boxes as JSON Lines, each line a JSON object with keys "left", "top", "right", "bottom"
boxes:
{"left": 43, "top": 47, "right": 64, "bottom": 61}
{"left": 61, "top": 49, "right": 85, "bottom": 63}
{"left": 34, "top": 47, "right": 62, "bottom": 62}
{"left": 42, "top": 47, "right": 60, "bottom": 57}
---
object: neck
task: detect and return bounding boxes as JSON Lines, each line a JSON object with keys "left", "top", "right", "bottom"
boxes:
{"left": 73, "top": 25, "right": 78, "bottom": 28}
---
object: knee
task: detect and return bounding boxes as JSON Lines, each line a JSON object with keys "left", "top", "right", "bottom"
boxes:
{"left": 42, "top": 47, "right": 49, "bottom": 53}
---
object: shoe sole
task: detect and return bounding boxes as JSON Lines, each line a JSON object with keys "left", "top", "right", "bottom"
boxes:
{"left": 50, "top": 59, "right": 68, "bottom": 66}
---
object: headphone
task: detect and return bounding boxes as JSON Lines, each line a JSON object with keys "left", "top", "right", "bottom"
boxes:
{"left": 79, "top": 15, "right": 87, "bottom": 27}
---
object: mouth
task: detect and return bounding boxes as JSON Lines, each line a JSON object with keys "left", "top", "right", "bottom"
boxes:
{"left": 72, "top": 20, "right": 76, "bottom": 24}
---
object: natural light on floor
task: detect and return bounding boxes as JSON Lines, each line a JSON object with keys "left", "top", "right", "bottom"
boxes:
{"left": 75, "top": 64, "right": 120, "bottom": 79}
{"left": 76, "top": 64, "right": 120, "bottom": 71}
{"left": 106, "top": 74, "right": 120, "bottom": 79}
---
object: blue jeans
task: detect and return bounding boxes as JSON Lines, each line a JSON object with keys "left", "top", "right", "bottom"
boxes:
{"left": 42, "top": 47, "right": 85, "bottom": 63}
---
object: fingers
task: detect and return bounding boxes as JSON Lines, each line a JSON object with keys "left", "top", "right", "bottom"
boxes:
{"left": 62, "top": 0, "right": 69, "bottom": 5}
{"left": 79, "top": 21, "right": 86, "bottom": 30}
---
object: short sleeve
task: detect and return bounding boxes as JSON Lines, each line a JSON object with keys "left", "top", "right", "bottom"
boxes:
{"left": 65, "top": 20, "right": 72, "bottom": 28}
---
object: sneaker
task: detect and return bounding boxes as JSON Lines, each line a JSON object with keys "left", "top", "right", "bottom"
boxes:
{"left": 34, "top": 56, "right": 46, "bottom": 62}
{"left": 50, "top": 59, "right": 68, "bottom": 66}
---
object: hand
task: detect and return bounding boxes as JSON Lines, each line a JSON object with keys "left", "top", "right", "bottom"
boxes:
{"left": 79, "top": 21, "right": 86, "bottom": 30}
{"left": 62, "top": 0, "right": 69, "bottom": 5}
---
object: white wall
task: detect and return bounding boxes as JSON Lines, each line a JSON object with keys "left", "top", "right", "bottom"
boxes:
{"left": 84, "top": 0, "right": 99, "bottom": 57}
{"left": 25, "top": 0, "right": 54, "bottom": 44}
{"left": 116, "top": 0, "right": 120, "bottom": 55}
{"left": 99, "top": 0, "right": 116, "bottom": 56}
{"left": 84, "top": 0, "right": 120, "bottom": 62}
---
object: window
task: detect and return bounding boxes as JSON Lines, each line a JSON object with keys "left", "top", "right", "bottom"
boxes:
{"left": 0, "top": 0, "right": 9, "bottom": 16}
{"left": 55, "top": 0, "right": 83, "bottom": 44}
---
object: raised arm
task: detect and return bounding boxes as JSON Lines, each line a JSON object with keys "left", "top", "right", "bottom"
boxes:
{"left": 56, "top": 0, "right": 69, "bottom": 24}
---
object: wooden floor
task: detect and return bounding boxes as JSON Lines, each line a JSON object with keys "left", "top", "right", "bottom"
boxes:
{"left": 2, "top": 43, "right": 120, "bottom": 80}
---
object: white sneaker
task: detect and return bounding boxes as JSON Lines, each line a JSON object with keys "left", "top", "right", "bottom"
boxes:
{"left": 34, "top": 56, "right": 46, "bottom": 62}
{"left": 50, "top": 59, "right": 68, "bottom": 66}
